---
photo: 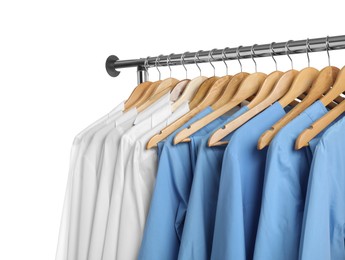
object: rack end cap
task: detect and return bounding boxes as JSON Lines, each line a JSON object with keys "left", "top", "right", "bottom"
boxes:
{"left": 106, "top": 55, "right": 120, "bottom": 77}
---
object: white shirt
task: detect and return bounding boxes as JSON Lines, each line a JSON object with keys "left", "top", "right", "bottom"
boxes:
{"left": 76, "top": 93, "right": 172, "bottom": 260}
{"left": 116, "top": 102, "right": 190, "bottom": 260}
{"left": 76, "top": 109, "right": 138, "bottom": 260}
{"left": 87, "top": 120, "right": 136, "bottom": 260}
{"left": 101, "top": 93, "right": 176, "bottom": 260}
{"left": 56, "top": 102, "right": 124, "bottom": 260}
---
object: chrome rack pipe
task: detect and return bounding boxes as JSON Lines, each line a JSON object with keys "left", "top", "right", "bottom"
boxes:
{"left": 106, "top": 35, "right": 345, "bottom": 82}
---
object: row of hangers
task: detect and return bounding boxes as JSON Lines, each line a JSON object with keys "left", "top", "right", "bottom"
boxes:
{"left": 121, "top": 36, "right": 345, "bottom": 151}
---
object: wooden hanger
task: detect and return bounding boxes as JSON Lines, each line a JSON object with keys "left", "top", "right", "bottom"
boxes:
{"left": 145, "top": 76, "right": 218, "bottom": 149}
{"left": 295, "top": 98, "right": 345, "bottom": 150}
{"left": 295, "top": 66, "right": 345, "bottom": 149}
{"left": 257, "top": 66, "right": 339, "bottom": 148}
{"left": 137, "top": 53, "right": 182, "bottom": 111}
{"left": 170, "top": 52, "right": 193, "bottom": 104}
{"left": 257, "top": 66, "right": 319, "bottom": 149}
{"left": 130, "top": 80, "right": 162, "bottom": 109}
{"left": 174, "top": 45, "right": 276, "bottom": 145}
{"left": 211, "top": 72, "right": 249, "bottom": 109}
{"left": 124, "top": 81, "right": 153, "bottom": 111}
{"left": 146, "top": 75, "right": 230, "bottom": 149}
{"left": 172, "top": 51, "right": 209, "bottom": 110}
{"left": 318, "top": 66, "right": 345, "bottom": 106}
{"left": 188, "top": 77, "right": 219, "bottom": 109}
{"left": 207, "top": 48, "right": 245, "bottom": 110}
{"left": 174, "top": 72, "right": 267, "bottom": 145}
{"left": 151, "top": 78, "right": 179, "bottom": 95}
{"left": 172, "top": 76, "right": 207, "bottom": 111}
{"left": 243, "top": 71, "right": 283, "bottom": 107}
{"left": 125, "top": 80, "right": 162, "bottom": 112}
{"left": 174, "top": 72, "right": 251, "bottom": 144}
{"left": 208, "top": 70, "right": 292, "bottom": 146}
{"left": 136, "top": 78, "right": 179, "bottom": 112}
{"left": 170, "top": 79, "right": 190, "bottom": 102}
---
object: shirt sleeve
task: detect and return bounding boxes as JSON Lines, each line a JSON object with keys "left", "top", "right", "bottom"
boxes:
{"left": 211, "top": 150, "right": 246, "bottom": 260}
{"left": 179, "top": 138, "right": 226, "bottom": 260}
{"left": 299, "top": 119, "right": 345, "bottom": 260}
{"left": 139, "top": 142, "right": 193, "bottom": 260}
{"left": 55, "top": 142, "right": 80, "bottom": 260}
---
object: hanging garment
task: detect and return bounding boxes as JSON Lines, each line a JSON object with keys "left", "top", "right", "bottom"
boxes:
{"left": 86, "top": 100, "right": 168, "bottom": 260}
{"left": 138, "top": 107, "right": 230, "bottom": 260}
{"left": 87, "top": 115, "right": 138, "bottom": 260}
{"left": 253, "top": 101, "right": 338, "bottom": 260}
{"left": 57, "top": 92, "right": 174, "bottom": 260}
{"left": 178, "top": 106, "right": 248, "bottom": 260}
{"left": 78, "top": 92, "right": 172, "bottom": 260}
{"left": 101, "top": 92, "right": 176, "bottom": 260}
{"left": 299, "top": 116, "right": 345, "bottom": 260}
{"left": 211, "top": 102, "right": 289, "bottom": 260}
{"left": 56, "top": 103, "right": 124, "bottom": 260}
{"left": 76, "top": 108, "right": 138, "bottom": 260}
{"left": 115, "top": 102, "right": 190, "bottom": 260}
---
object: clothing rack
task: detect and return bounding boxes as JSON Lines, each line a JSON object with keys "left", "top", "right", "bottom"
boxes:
{"left": 106, "top": 35, "right": 345, "bottom": 84}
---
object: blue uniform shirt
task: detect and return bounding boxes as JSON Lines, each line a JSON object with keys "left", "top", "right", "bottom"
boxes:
{"left": 299, "top": 115, "right": 345, "bottom": 260}
{"left": 139, "top": 107, "right": 230, "bottom": 260}
{"left": 178, "top": 106, "right": 249, "bottom": 260}
{"left": 253, "top": 101, "right": 329, "bottom": 260}
{"left": 211, "top": 102, "right": 288, "bottom": 260}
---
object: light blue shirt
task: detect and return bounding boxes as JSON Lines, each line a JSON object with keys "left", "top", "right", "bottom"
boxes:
{"left": 178, "top": 106, "right": 249, "bottom": 260}
{"left": 253, "top": 101, "right": 329, "bottom": 260}
{"left": 139, "top": 107, "right": 229, "bottom": 260}
{"left": 299, "top": 115, "right": 345, "bottom": 260}
{"left": 211, "top": 102, "right": 288, "bottom": 260}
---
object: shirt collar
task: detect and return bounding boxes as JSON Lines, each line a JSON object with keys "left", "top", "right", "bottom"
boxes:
{"left": 135, "top": 101, "right": 173, "bottom": 129}
{"left": 167, "top": 102, "right": 190, "bottom": 125}
{"left": 303, "top": 100, "right": 328, "bottom": 122}
{"left": 134, "top": 92, "right": 172, "bottom": 125}
{"left": 114, "top": 107, "right": 138, "bottom": 127}
{"left": 108, "top": 100, "right": 125, "bottom": 116}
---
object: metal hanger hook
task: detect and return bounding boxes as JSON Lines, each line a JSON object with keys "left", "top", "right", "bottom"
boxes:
{"left": 222, "top": 47, "right": 230, "bottom": 75}
{"left": 236, "top": 46, "right": 243, "bottom": 72}
{"left": 144, "top": 56, "right": 150, "bottom": 80}
{"left": 208, "top": 48, "right": 217, "bottom": 76}
{"left": 285, "top": 40, "right": 294, "bottom": 70}
{"left": 270, "top": 42, "right": 278, "bottom": 71}
{"left": 181, "top": 52, "right": 189, "bottom": 79}
{"left": 194, "top": 50, "right": 203, "bottom": 76}
{"left": 167, "top": 53, "right": 174, "bottom": 78}
{"left": 155, "top": 55, "right": 163, "bottom": 80}
{"left": 251, "top": 44, "right": 258, "bottom": 73}
{"left": 306, "top": 38, "right": 312, "bottom": 67}
{"left": 326, "top": 35, "right": 331, "bottom": 66}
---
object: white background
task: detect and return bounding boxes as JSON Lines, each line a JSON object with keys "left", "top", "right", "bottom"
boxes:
{"left": 0, "top": 0, "right": 344, "bottom": 259}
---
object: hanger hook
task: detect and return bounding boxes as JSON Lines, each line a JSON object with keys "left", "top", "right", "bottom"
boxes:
{"left": 306, "top": 38, "right": 312, "bottom": 67}
{"left": 167, "top": 53, "right": 174, "bottom": 78}
{"left": 181, "top": 52, "right": 189, "bottom": 79}
{"left": 270, "top": 42, "right": 278, "bottom": 71}
{"left": 326, "top": 35, "right": 331, "bottom": 66}
{"left": 285, "top": 40, "right": 294, "bottom": 70}
{"left": 194, "top": 50, "right": 203, "bottom": 76}
{"left": 155, "top": 55, "right": 163, "bottom": 80}
{"left": 144, "top": 56, "right": 150, "bottom": 80}
{"left": 222, "top": 47, "right": 230, "bottom": 75}
{"left": 208, "top": 48, "right": 217, "bottom": 76}
{"left": 236, "top": 45, "right": 243, "bottom": 72}
{"left": 251, "top": 44, "right": 258, "bottom": 72}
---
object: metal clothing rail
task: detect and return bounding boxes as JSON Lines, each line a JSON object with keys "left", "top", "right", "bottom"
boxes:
{"left": 106, "top": 35, "right": 345, "bottom": 84}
